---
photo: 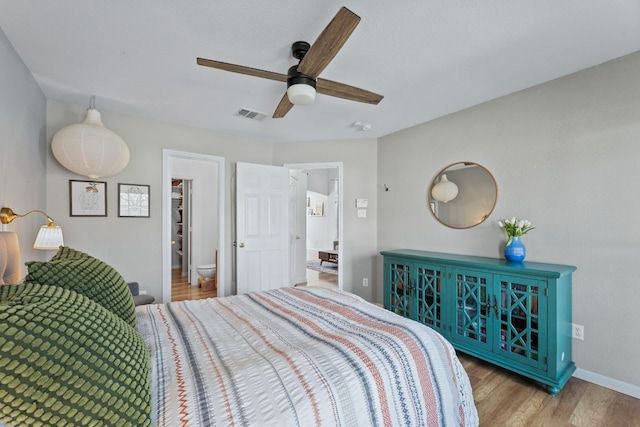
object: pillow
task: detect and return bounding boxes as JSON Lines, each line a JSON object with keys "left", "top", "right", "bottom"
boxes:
{"left": 0, "top": 282, "right": 151, "bottom": 426}
{"left": 49, "top": 245, "right": 91, "bottom": 261}
{"left": 25, "top": 252, "right": 136, "bottom": 327}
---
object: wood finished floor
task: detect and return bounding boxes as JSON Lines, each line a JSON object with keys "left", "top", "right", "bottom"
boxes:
{"left": 459, "top": 352, "right": 640, "bottom": 426}
{"left": 171, "top": 269, "right": 217, "bottom": 301}
{"left": 299, "top": 267, "right": 339, "bottom": 289}
{"left": 172, "top": 266, "right": 337, "bottom": 302}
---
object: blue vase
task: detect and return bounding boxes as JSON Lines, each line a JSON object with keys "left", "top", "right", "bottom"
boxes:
{"left": 504, "top": 236, "right": 526, "bottom": 262}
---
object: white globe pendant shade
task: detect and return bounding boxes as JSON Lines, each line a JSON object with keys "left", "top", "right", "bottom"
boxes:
{"left": 52, "top": 108, "right": 129, "bottom": 179}
{"left": 431, "top": 174, "right": 459, "bottom": 203}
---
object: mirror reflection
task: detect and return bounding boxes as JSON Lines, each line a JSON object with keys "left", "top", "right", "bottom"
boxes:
{"left": 428, "top": 162, "right": 497, "bottom": 229}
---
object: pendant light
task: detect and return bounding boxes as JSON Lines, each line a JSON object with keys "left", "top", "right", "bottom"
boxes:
{"left": 431, "top": 174, "right": 459, "bottom": 203}
{"left": 52, "top": 96, "right": 129, "bottom": 179}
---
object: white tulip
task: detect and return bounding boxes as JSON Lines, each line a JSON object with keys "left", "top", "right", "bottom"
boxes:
{"left": 498, "top": 221, "right": 504, "bottom": 227}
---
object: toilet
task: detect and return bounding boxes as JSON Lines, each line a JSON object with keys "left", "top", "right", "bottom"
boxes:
{"left": 197, "top": 264, "right": 216, "bottom": 279}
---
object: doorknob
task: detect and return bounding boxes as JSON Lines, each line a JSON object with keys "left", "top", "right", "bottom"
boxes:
{"left": 171, "top": 240, "right": 175, "bottom": 245}
{"left": 296, "top": 236, "right": 301, "bottom": 240}
{"left": 239, "top": 243, "right": 245, "bottom": 248}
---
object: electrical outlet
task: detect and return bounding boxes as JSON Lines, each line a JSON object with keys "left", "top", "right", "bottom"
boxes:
{"left": 140, "top": 290, "right": 147, "bottom": 295}
{"left": 363, "top": 278, "right": 369, "bottom": 287}
{"left": 572, "top": 323, "right": 584, "bottom": 340}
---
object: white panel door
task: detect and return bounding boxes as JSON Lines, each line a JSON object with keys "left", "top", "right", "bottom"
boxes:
{"left": 236, "top": 162, "right": 290, "bottom": 294}
{"left": 289, "top": 169, "right": 308, "bottom": 285}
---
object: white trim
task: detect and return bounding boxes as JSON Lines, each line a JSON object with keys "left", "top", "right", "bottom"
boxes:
{"left": 284, "top": 162, "right": 343, "bottom": 291}
{"left": 162, "top": 149, "right": 226, "bottom": 302}
{"left": 573, "top": 368, "right": 640, "bottom": 399}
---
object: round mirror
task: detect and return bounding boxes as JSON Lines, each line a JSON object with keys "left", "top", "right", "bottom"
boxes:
{"left": 428, "top": 162, "right": 498, "bottom": 229}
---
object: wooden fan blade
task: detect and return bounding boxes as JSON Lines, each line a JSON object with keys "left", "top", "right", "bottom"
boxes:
{"left": 297, "top": 7, "right": 361, "bottom": 79}
{"left": 197, "top": 58, "right": 287, "bottom": 82}
{"left": 317, "top": 78, "right": 383, "bottom": 104}
{"left": 273, "top": 93, "right": 294, "bottom": 118}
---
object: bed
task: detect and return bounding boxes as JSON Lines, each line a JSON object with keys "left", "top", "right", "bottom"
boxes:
{"left": 1, "top": 242, "right": 478, "bottom": 426}
{"left": 137, "top": 287, "right": 478, "bottom": 426}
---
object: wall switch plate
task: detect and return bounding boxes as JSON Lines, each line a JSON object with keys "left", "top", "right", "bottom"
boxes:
{"left": 363, "top": 278, "right": 369, "bottom": 287}
{"left": 356, "top": 199, "right": 368, "bottom": 208}
{"left": 357, "top": 209, "right": 367, "bottom": 218}
{"left": 140, "top": 290, "right": 148, "bottom": 295}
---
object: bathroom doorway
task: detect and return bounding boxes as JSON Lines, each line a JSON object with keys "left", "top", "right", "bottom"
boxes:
{"left": 162, "top": 150, "right": 225, "bottom": 302}
{"left": 170, "top": 178, "right": 215, "bottom": 301}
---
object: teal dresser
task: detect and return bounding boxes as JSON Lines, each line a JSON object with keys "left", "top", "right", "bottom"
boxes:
{"left": 381, "top": 249, "right": 576, "bottom": 395}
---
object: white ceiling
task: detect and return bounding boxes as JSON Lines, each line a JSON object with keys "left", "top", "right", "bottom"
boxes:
{"left": 1, "top": 1, "right": 639, "bottom": 143}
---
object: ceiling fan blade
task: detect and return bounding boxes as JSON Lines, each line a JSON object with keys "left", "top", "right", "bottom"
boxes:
{"left": 296, "top": 7, "right": 361, "bottom": 79}
{"left": 316, "top": 78, "right": 383, "bottom": 104}
{"left": 197, "top": 58, "right": 287, "bottom": 82}
{"left": 273, "top": 93, "right": 295, "bottom": 118}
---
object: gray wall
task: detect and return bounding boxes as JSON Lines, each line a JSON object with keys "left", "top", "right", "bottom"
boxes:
{"left": 378, "top": 51, "right": 640, "bottom": 388}
{"left": 45, "top": 100, "right": 273, "bottom": 300}
{"left": 0, "top": 28, "right": 47, "bottom": 275}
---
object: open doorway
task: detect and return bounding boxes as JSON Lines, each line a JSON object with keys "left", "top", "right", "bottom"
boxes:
{"left": 169, "top": 178, "right": 217, "bottom": 301}
{"left": 285, "top": 162, "right": 343, "bottom": 290}
{"left": 162, "top": 150, "right": 226, "bottom": 302}
{"left": 305, "top": 168, "right": 339, "bottom": 288}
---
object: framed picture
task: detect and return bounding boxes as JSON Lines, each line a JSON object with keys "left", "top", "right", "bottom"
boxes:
{"left": 69, "top": 180, "right": 107, "bottom": 217}
{"left": 118, "top": 183, "right": 150, "bottom": 218}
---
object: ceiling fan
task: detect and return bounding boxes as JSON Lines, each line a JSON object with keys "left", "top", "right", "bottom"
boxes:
{"left": 196, "top": 6, "right": 384, "bottom": 118}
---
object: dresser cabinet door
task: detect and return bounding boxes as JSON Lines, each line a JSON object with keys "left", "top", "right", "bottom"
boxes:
{"left": 384, "top": 258, "right": 413, "bottom": 318}
{"left": 496, "top": 275, "right": 548, "bottom": 370}
{"left": 450, "top": 268, "right": 493, "bottom": 352}
{"left": 414, "top": 263, "right": 445, "bottom": 334}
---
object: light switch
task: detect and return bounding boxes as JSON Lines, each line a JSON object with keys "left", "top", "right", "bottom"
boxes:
{"left": 357, "top": 209, "right": 367, "bottom": 218}
{"left": 356, "top": 199, "right": 368, "bottom": 208}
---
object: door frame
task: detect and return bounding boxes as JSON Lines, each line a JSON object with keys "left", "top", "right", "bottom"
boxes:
{"left": 162, "top": 149, "right": 226, "bottom": 301}
{"left": 284, "top": 162, "right": 343, "bottom": 290}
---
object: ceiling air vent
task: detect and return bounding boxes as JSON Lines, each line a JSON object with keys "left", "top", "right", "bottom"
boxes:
{"left": 235, "top": 108, "right": 266, "bottom": 121}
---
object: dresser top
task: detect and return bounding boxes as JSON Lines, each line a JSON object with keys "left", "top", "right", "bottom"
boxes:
{"left": 381, "top": 249, "right": 576, "bottom": 277}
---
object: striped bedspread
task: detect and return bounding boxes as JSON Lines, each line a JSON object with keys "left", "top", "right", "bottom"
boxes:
{"left": 136, "top": 287, "right": 478, "bottom": 426}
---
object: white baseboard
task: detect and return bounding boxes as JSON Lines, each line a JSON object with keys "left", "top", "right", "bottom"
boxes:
{"left": 573, "top": 368, "right": 640, "bottom": 399}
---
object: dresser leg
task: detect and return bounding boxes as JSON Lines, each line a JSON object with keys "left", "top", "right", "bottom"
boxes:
{"left": 546, "top": 384, "right": 560, "bottom": 396}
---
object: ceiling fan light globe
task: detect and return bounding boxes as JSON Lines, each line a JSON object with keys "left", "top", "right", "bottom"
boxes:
{"left": 287, "top": 84, "right": 316, "bottom": 105}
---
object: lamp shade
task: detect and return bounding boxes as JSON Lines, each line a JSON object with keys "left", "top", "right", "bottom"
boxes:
{"left": 287, "top": 84, "right": 316, "bottom": 105}
{"left": 52, "top": 108, "right": 129, "bottom": 179}
{"left": 33, "top": 225, "right": 64, "bottom": 250}
{"left": 431, "top": 174, "right": 459, "bottom": 203}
